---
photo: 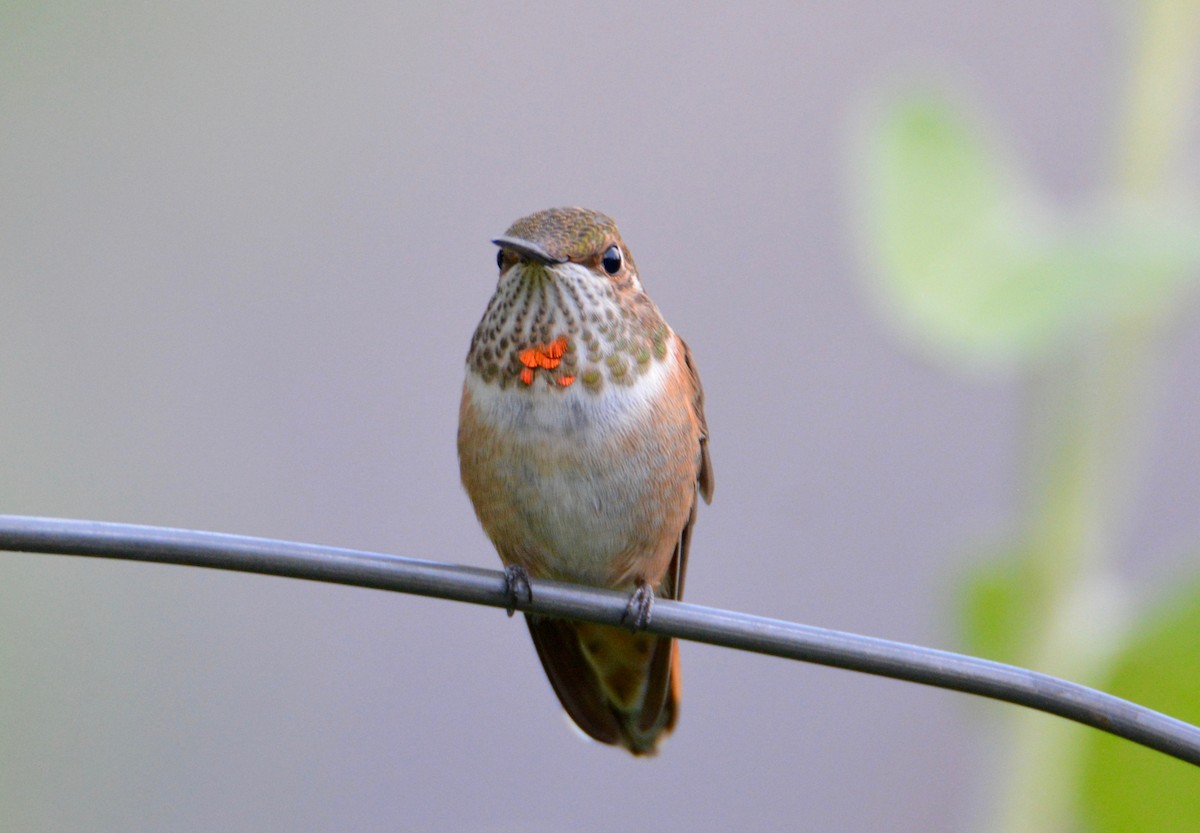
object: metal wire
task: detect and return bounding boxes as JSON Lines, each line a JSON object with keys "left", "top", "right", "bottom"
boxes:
{"left": 2, "top": 513, "right": 1198, "bottom": 766}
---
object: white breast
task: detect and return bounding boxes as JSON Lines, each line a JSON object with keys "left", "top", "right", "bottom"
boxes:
{"left": 460, "top": 337, "right": 683, "bottom": 586}
{"left": 462, "top": 335, "right": 675, "bottom": 446}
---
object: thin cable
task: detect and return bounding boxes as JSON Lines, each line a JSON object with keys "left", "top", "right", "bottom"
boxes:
{"left": 1, "top": 514, "right": 1198, "bottom": 766}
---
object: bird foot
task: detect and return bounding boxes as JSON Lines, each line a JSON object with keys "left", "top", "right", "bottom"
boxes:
{"left": 503, "top": 564, "right": 533, "bottom": 617}
{"left": 622, "top": 580, "right": 655, "bottom": 630}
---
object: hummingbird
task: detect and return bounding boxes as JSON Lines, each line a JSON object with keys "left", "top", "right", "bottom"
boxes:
{"left": 457, "top": 207, "right": 713, "bottom": 755}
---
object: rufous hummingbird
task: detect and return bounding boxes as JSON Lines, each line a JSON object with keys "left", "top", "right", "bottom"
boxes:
{"left": 458, "top": 207, "right": 713, "bottom": 755}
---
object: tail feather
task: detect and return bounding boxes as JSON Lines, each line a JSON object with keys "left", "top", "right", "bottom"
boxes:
{"left": 522, "top": 530, "right": 690, "bottom": 756}
{"left": 526, "top": 616, "right": 679, "bottom": 756}
{"left": 522, "top": 494, "right": 698, "bottom": 755}
{"left": 637, "top": 638, "right": 678, "bottom": 735}
{"left": 525, "top": 616, "right": 622, "bottom": 745}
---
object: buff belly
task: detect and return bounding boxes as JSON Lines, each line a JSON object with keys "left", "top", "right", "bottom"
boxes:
{"left": 457, "top": 363, "right": 698, "bottom": 589}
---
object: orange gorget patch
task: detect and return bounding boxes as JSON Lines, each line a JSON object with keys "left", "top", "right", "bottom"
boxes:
{"left": 517, "top": 336, "right": 574, "bottom": 387}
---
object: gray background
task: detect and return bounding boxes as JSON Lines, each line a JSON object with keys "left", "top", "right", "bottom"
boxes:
{"left": 2, "top": 2, "right": 1197, "bottom": 830}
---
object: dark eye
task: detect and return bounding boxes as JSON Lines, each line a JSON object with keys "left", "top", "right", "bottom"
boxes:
{"left": 496, "top": 250, "right": 506, "bottom": 270}
{"left": 601, "top": 245, "right": 622, "bottom": 275}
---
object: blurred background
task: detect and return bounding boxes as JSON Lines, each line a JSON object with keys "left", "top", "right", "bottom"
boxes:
{"left": 2, "top": 1, "right": 1198, "bottom": 830}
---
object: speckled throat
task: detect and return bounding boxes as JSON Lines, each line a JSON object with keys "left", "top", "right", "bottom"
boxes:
{"left": 466, "top": 209, "right": 672, "bottom": 394}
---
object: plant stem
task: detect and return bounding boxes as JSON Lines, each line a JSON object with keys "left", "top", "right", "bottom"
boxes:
{"left": 987, "top": 2, "right": 1200, "bottom": 831}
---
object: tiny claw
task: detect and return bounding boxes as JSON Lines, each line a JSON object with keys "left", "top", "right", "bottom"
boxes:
{"left": 622, "top": 580, "right": 655, "bottom": 630}
{"left": 503, "top": 564, "right": 533, "bottom": 617}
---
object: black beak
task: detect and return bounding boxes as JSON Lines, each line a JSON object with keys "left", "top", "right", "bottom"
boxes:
{"left": 492, "top": 236, "right": 567, "bottom": 265}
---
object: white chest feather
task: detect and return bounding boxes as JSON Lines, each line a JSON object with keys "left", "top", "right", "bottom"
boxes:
{"left": 458, "top": 337, "right": 694, "bottom": 587}
{"left": 462, "top": 336, "right": 673, "bottom": 446}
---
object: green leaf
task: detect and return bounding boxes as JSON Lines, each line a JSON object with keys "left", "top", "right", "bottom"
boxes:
{"left": 860, "top": 96, "right": 1200, "bottom": 368}
{"left": 1068, "top": 203, "right": 1200, "bottom": 318}
{"left": 958, "top": 544, "right": 1044, "bottom": 663}
{"left": 1079, "top": 574, "right": 1200, "bottom": 832}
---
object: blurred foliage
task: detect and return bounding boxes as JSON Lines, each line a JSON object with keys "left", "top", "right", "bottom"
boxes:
{"left": 1080, "top": 575, "right": 1200, "bottom": 832}
{"left": 863, "top": 99, "right": 1200, "bottom": 369}
{"left": 857, "top": 2, "right": 1200, "bottom": 829}
{"left": 958, "top": 543, "right": 1044, "bottom": 664}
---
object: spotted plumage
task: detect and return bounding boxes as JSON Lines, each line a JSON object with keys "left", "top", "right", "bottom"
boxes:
{"left": 458, "top": 207, "right": 713, "bottom": 755}
{"left": 465, "top": 219, "right": 670, "bottom": 394}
